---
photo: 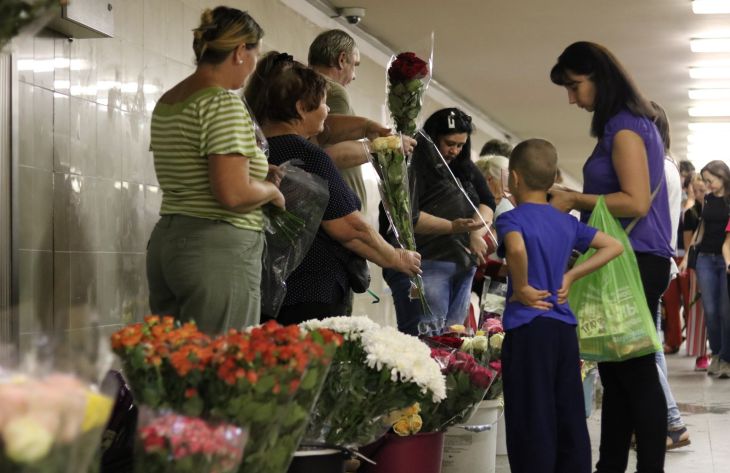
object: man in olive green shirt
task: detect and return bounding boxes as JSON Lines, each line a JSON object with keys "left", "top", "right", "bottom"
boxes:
{"left": 308, "top": 29, "right": 368, "bottom": 214}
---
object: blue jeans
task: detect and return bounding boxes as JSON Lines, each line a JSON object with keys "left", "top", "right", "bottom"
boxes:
{"left": 695, "top": 253, "right": 730, "bottom": 362}
{"left": 384, "top": 260, "right": 476, "bottom": 335}
{"left": 655, "top": 312, "right": 683, "bottom": 430}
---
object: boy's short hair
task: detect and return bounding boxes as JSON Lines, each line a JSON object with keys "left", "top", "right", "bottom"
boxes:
{"left": 509, "top": 139, "right": 558, "bottom": 191}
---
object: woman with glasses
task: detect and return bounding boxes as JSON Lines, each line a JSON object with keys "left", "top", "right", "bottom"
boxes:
{"left": 245, "top": 52, "right": 422, "bottom": 325}
{"left": 381, "top": 108, "right": 496, "bottom": 335}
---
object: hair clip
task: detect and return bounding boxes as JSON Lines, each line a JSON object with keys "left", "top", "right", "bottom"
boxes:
{"left": 194, "top": 23, "right": 217, "bottom": 33}
{"left": 447, "top": 111, "right": 456, "bottom": 129}
{"left": 275, "top": 52, "right": 294, "bottom": 64}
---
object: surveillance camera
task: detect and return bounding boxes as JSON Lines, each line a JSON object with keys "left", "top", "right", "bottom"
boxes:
{"left": 337, "top": 7, "right": 365, "bottom": 25}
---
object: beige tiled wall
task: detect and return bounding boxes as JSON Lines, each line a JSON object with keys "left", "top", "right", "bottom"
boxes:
{"left": 13, "top": 0, "right": 490, "bottom": 343}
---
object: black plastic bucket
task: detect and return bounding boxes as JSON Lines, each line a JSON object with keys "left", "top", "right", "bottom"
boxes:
{"left": 287, "top": 448, "right": 348, "bottom": 473}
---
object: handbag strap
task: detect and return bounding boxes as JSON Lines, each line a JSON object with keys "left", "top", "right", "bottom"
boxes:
{"left": 625, "top": 171, "right": 665, "bottom": 235}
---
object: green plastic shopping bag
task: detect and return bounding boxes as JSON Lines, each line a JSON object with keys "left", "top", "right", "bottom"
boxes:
{"left": 568, "top": 196, "right": 662, "bottom": 362}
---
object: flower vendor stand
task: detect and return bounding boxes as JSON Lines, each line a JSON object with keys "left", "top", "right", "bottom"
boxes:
{"left": 442, "top": 399, "right": 500, "bottom": 473}
{"left": 359, "top": 431, "right": 445, "bottom": 473}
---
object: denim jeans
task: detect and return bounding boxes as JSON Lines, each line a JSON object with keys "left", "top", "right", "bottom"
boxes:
{"left": 384, "top": 260, "right": 476, "bottom": 335}
{"left": 655, "top": 312, "right": 684, "bottom": 431}
{"left": 695, "top": 253, "right": 730, "bottom": 362}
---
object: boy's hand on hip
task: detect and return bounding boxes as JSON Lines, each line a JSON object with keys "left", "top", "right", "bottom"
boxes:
{"left": 510, "top": 285, "right": 553, "bottom": 310}
{"left": 557, "top": 274, "right": 574, "bottom": 304}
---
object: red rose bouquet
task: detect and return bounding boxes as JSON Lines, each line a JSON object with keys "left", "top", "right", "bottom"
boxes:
{"left": 135, "top": 408, "right": 248, "bottom": 473}
{"left": 418, "top": 346, "right": 497, "bottom": 431}
{"left": 386, "top": 48, "right": 432, "bottom": 136}
{"left": 481, "top": 317, "right": 505, "bottom": 400}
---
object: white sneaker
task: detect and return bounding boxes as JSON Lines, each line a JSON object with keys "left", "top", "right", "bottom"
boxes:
{"left": 708, "top": 355, "right": 720, "bottom": 376}
{"left": 717, "top": 360, "right": 730, "bottom": 379}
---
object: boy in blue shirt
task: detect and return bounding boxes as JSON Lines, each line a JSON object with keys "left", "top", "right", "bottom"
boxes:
{"left": 496, "top": 139, "right": 623, "bottom": 473}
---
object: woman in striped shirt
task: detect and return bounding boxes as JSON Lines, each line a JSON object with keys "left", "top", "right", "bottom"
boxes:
{"left": 146, "top": 7, "right": 283, "bottom": 334}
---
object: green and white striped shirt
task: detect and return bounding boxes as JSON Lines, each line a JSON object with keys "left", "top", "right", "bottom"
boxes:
{"left": 150, "top": 87, "right": 268, "bottom": 231}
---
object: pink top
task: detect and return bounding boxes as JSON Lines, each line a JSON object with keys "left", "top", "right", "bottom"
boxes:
{"left": 726, "top": 218, "right": 730, "bottom": 232}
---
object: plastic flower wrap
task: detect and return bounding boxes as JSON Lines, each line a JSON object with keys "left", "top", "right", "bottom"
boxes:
{"left": 417, "top": 346, "right": 497, "bottom": 432}
{"left": 386, "top": 38, "right": 433, "bottom": 137}
{"left": 384, "top": 403, "right": 423, "bottom": 437}
{"left": 110, "top": 315, "right": 212, "bottom": 415}
{"left": 111, "top": 318, "right": 339, "bottom": 473}
{"left": 369, "top": 135, "right": 428, "bottom": 311}
{"left": 0, "top": 373, "right": 114, "bottom": 472}
{"left": 301, "top": 316, "right": 445, "bottom": 447}
{"left": 135, "top": 407, "right": 248, "bottom": 473}
{"left": 261, "top": 161, "right": 330, "bottom": 318}
{"left": 481, "top": 317, "right": 505, "bottom": 400}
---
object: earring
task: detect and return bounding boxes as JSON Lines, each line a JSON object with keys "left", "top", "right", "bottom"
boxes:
{"left": 237, "top": 60, "right": 243, "bottom": 65}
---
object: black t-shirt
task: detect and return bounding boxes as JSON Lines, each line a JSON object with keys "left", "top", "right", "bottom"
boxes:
{"left": 379, "top": 137, "right": 495, "bottom": 268}
{"left": 267, "top": 134, "right": 360, "bottom": 305}
{"left": 697, "top": 193, "right": 729, "bottom": 254}
{"left": 683, "top": 201, "right": 702, "bottom": 233}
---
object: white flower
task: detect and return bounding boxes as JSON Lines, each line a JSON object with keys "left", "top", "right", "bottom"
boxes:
{"left": 2, "top": 415, "right": 54, "bottom": 463}
{"left": 462, "top": 335, "right": 489, "bottom": 352}
{"left": 359, "top": 327, "right": 446, "bottom": 402}
{"left": 301, "top": 316, "right": 379, "bottom": 341}
{"left": 489, "top": 332, "right": 505, "bottom": 351}
{"left": 372, "top": 135, "right": 402, "bottom": 152}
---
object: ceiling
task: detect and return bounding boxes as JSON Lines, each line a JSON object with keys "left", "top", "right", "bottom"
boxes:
{"left": 326, "top": 0, "right": 730, "bottom": 182}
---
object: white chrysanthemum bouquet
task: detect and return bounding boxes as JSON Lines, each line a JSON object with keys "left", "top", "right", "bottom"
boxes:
{"left": 300, "top": 316, "right": 445, "bottom": 447}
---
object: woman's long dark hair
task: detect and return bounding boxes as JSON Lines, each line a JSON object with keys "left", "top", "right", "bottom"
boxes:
{"left": 421, "top": 108, "right": 474, "bottom": 175}
{"left": 550, "top": 41, "right": 655, "bottom": 138}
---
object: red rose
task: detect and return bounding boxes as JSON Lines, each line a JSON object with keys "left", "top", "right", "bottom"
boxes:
{"left": 469, "top": 365, "right": 495, "bottom": 389}
{"left": 489, "top": 360, "right": 502, "bottom": 373}
{"left": 388, "top": 52, "right": 429, "bottom": 83}
{"left": 428, "top": 335, "right": 464, "bottom": 349}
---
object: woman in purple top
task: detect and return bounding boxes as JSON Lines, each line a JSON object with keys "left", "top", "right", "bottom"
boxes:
{"left": 549, "top": 42, "right": 672, "bottom": 473}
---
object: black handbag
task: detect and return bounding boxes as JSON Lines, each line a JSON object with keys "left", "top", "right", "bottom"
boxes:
{"left": 345, "top": 254, "right": 371, "bottom": 293}
{"left": 686, "top": 245, "right": 698, "bottom": 270}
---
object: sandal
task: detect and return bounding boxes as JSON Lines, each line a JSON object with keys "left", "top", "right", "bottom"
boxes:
{"left": 666, "top": 427, "right": 691, "bottom": 450}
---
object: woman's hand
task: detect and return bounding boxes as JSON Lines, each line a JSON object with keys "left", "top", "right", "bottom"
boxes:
{"left": 269, "top": 187, "right": 286, "bottom": 209}
{"left": 469, "top": 232, "right": 490, "bottom": 265}
{"left": 365, "top": 120, "right": 391, "bottom": 141}
{"left": 549, "top": 187, "right": 577, "bottom": 213}
{"left": 393, "top": 249, "right": 422, "bottom": 277}
{"left": 266, "top": 164, "right": 283, "bottom": 187}
{"left": 402, "top": 135, "right": 417, "bottom": 155}
{"left": 451, "top": 218, "right": 483, "bottom": 234}
{"left": 677, "top": 255, "right": 688, "bottom": 274}
{"left": 510, "top": 285, "right": 553, "bottom": 310}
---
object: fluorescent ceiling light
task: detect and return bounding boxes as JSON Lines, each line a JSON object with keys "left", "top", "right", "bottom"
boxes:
{"left": 693, "top": 1, "right": 730, "bottom": 14}
{"left": 690, "top": 66, "right": 730, "bottom": 79}
{"left": 687, "top": 133, "right": 728, "bottom": 143}
{"left": 691, "top": 38, "right": 730, "bottom": 52}
{"left": 689, "top": 88, "right": 730, "bottom": 99}
{"left": 689, "top": 103, "right": 730, "bottom": 116}
{"left": 689, "top": 121, "right": 730, "bottom": 131}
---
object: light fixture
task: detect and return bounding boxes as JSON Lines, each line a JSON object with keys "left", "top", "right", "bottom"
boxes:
{"left": 689, "top": 88, "right": 730, "bottom": 99}
{"left": 689, "top": 66, "right": 730, "bottom": 79}
{"left": 688, "top": 121, "right": 730, "bottom": 132}
{"left": 690, "top": 38, "right": 730, "bottom": 52}
{"left": 692, "top": 1, "right": 730, "bottom": 14}
{"left": 689, "top": 103, "right": 730, "bottom": 116}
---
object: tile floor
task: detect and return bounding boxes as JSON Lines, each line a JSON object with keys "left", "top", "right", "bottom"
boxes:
{"left": 495, "top": 352, "right": 730, "bottom": 472}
